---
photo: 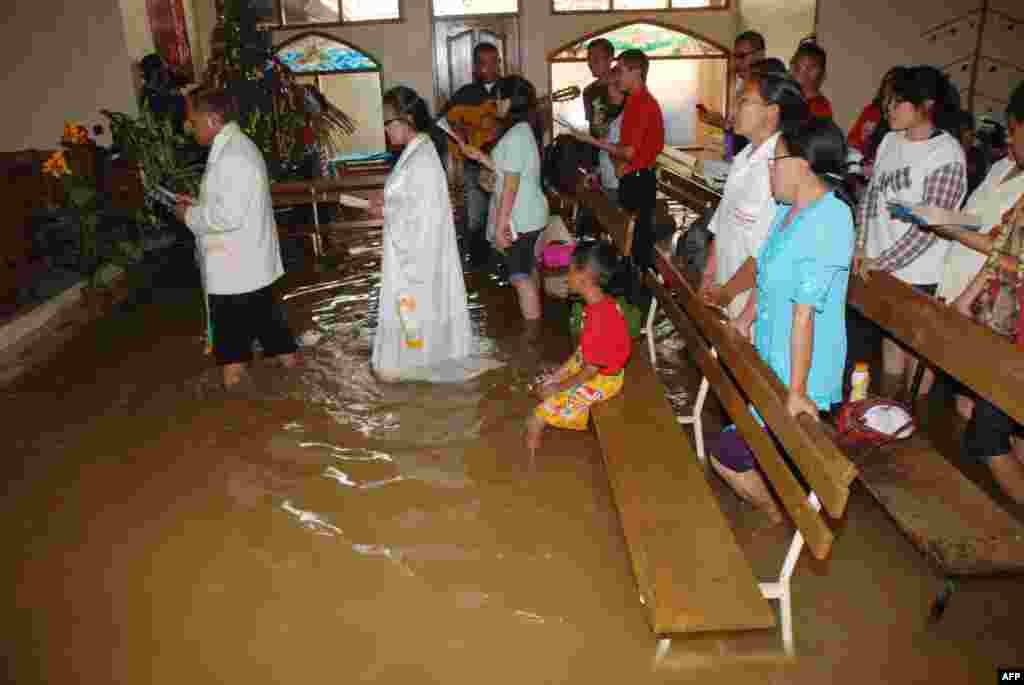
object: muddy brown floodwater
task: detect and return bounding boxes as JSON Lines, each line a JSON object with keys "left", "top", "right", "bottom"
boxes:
{"left": 2, "top": 229, "right": 1022, "bottom": 684}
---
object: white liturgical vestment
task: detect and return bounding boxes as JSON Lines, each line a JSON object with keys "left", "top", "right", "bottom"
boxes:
{"left": 185, "top": 122, "right": 284, "bottom": 296}
{"left": 373, "top": 134, "right": 493, "bottom": 383}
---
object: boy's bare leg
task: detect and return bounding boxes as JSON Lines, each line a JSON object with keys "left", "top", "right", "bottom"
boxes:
{"left": 222, "top": 362, "right": 246, "bottom": 388}
{"left": 276, "top": 352, "right": 301, "bottom": 368}
{"left": 526, "top": 413, "right": 545, "bottom": 457}
{"left": 710, "top": 457, "right": 784, "bottom": 523}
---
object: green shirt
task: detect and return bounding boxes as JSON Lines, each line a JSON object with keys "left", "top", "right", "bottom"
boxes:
{"left": 490, "top": 122, "right": 549, "bottom": 238}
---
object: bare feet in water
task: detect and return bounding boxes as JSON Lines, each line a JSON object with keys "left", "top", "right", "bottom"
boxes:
{"left": 222, "top": 362, "right": 246, "bottom": 389}
{"left": 277, "top": 352, "right": 302, "bottom": 369}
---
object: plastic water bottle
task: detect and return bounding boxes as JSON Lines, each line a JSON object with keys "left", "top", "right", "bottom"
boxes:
{"left": 849, "top": 362, "right": 870, "bottom": 402}
{"left": 397, "top": 296, "right": 423, "bottom": 349}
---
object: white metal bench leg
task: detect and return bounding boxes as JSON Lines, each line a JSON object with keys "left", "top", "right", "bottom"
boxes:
{"left": 311, "top": 189, "right": 323, "bottom": 258}
{"left": 653, "top": 492, "right": 821, "bottom": 663}
{"left": 653, "top": 637, "right": 672, "bottom": 667}
{"left": 676, "top": 349, "right": 714, "bottom": 464}
{"left": 646, "top": 279, "right": 659, "bottom": 368}
{"left": 757, "top": 491, "right": 821, "bottom": 655}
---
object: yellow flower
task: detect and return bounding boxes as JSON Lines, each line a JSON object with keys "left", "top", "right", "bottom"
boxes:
{"left": 42, "top": 150, "right": 71, "bottom": 178}
{"left": 62, "top": 122, "right": 90, "bottom": 145}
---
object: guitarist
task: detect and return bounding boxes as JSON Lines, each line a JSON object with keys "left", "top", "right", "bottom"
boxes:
{"left": 444, "top": 42, "right": 502, "bottom": 265}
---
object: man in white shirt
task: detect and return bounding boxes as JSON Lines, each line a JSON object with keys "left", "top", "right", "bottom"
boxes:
{"left": 175, "top": 90, "right": 298, "bottom": 388}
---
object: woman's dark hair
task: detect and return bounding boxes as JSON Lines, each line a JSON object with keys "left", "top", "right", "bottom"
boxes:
{"left": 780, "top": 117, "right": 855, "bottom": 210}
{"left": 889, "top": 65, "right": 962, "bottom": 137}
{"left": 1008, "top": 81, "right": 1024, "bottom": 124}
{"left": 792, "top": 38, "right": 827, "bottom": 73}
{"left": 748, "top": 67, "right": 809, "bottom": 134}
{"left": 862, "top": 67, "right": 908, "bottom": 162}
{"left": 873, "top": 66, "right": 905, "bottom": 107}
{"left": 382, "top": 85, "right": 447, "bottom": 167}
{"left": 571, "top": 240, "right": 620, "bottom": 288}
{"left": 495, "top": 75, "right": 541, "bottom": 144}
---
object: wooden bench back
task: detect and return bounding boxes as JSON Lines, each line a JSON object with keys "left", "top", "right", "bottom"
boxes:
{"left": 573, "top": 187, "right": 634, "bottom": 258}
{"left": 647, "top": 250, "right": 857, "bottom": 560}
{"left": 848, "top": 272, "right": 1024, "bottom": 426}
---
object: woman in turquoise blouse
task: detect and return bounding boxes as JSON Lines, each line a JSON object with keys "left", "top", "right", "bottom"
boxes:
{"left": 711, "top": 118, "right": 855, "bottom": 522}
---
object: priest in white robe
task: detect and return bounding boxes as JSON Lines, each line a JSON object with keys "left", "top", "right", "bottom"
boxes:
{"left": 370, "top": 87, "right": 493, "bottom": 383}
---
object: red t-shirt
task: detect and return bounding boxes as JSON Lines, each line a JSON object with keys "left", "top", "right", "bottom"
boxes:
{"left": 581, "top": 298, "right": 632, "bottom": 375}
{"left": 620, "top": 87, "right": 665, "bottom": 175}
{"left": 808, "top": 94, "right": 833, "bottom": 120}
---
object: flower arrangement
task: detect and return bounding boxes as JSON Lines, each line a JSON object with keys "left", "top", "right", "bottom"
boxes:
{"left": 41, "top": 122, "right": 148, "bottom": 288}
{"left": 102, "top": 105, "right": 203, "bottom": 221}
{"left": 42, "top": 125, "right": 103, "bottom": 279}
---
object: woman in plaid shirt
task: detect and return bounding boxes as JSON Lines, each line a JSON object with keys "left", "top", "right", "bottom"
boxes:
{"left": 856, "top": 66, "right": 967, "bottom": 400}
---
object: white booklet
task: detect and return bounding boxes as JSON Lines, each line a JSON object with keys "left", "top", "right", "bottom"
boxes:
{"left": 147, "top": 184, "right": 180, "bottom": 209}
{"left": 336, "top": 193, "right": 370, "bottom": 209}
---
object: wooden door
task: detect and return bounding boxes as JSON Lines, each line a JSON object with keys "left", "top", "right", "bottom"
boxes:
{"left": 432, "top": 16, "right": 519, "bottom": 110}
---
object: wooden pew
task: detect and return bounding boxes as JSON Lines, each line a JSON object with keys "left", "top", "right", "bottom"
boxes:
{"left": 569, "top": 190, "right": 777, "bottom": 637}
{"left": 271, "top": 175, "right": 388, "bottom": 258}
{"left": 591, "top": 344, "right": 777, "bottom": 634}
{"left": 646, "top": 250, "right": 856, "bottom": 551}
{"left": 574, "top": 187, "right": 634, "bottom": 257}
{"left": 846, "top": 272, "right": 1024, "bottom": 577}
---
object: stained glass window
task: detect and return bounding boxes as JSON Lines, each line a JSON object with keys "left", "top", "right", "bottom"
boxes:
{"left": 277, "top": 0, "right": 400, "bottom": 25}
{"left": 275, "top": 34, "right": 380, "bottom": 73}
{"left": 433, "top": 0, "right": 519, "bottom": 17}
{"left": 550, "top": 23, "right": 727, "bottom": 60}
{"left": 552, "top": 0, "right": 723, "bottom": 11}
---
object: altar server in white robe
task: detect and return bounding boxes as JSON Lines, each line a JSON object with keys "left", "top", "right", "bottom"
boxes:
{"left": 369, "top": 86, "right": 497, "bottom": 383}
{"left": 176, "top": 89, "right": 299, "bottom": 389}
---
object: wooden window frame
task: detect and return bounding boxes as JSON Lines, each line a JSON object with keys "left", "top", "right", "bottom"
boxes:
{"left": 546, "top": 19, "right": 731, "bottom": 140}
{"left": 430, "top": 0, "right": 520, "bottom": 20}
{"left": 265, "top": 0, "right": 405, "bottom": 29}
{"left": 550, "top": 0, "right": 729, "bottom": 16}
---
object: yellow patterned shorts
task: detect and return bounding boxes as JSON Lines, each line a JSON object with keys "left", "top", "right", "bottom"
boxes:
{"left": 534, "top": 349, "right": 625, "bottom": 431}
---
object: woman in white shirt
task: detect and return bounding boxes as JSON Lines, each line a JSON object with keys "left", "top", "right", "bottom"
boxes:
{"left": 699, "top": 60, "right": 808, "bottom": 320}
{"left": 938, "top": 83, "right": 1024, "bottom": 418}
{"left": 856, "top": 66, "right": 966, "bottom": 399}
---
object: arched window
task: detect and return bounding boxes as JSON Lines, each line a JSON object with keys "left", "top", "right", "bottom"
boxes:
{"left": 275, "top": 33, "right": 386, "bottom": 154}
{"left": 549, "top": 21, "right": 729, "bottom": 147}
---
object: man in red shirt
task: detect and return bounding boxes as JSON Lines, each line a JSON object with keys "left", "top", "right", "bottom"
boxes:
{"left": 605, "top": 49, "right": 665, "bottom": 284}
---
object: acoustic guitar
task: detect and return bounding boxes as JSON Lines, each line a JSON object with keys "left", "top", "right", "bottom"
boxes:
{"left": 445, "top": 85, "right": 581, "bottom": 160}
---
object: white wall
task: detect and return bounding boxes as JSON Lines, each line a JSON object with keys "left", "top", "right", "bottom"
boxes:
{"left": 816, "top": 0, "right": 989, "bottom": 130}
{"left": 736, "top": 0, "right": 815, "bottom": 68}
{"left": 1, "top": 1, "right": 138, "bottom": 150}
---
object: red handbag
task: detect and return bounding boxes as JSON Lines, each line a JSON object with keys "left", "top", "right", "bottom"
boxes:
{"left": 835, "top": 397, "right": 916, "bottom": 451}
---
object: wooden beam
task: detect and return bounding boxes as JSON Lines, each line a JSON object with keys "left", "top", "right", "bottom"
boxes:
{"left": 647, "top": 271, "right": 837, "bottom": 560}
{"left": 847, "top": 271, "right": 1024, "bottom": 426}
{"left": 577, "top": 187, "right": 634, "bottom": 257}
{"left": 591, "top": 347, "right": 776, "bottom": 634}
{"left": 654, "top": 249, "right": 858, "bottom": 519}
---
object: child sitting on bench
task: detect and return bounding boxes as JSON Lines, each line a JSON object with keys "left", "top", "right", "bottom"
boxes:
{"left": 527, "top": 242, "right": 632, "bottom": 455}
